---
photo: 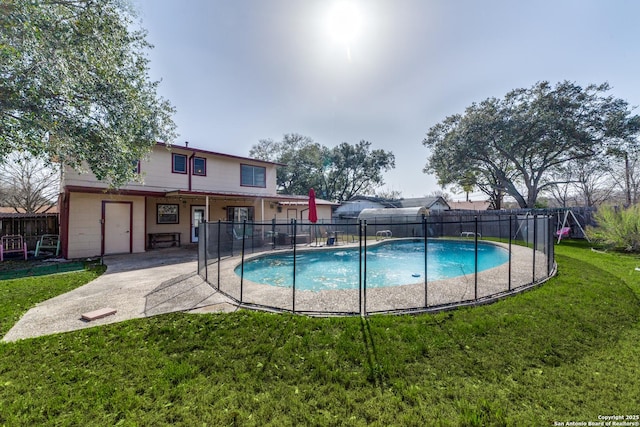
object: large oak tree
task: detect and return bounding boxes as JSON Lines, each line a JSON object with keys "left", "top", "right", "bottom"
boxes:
{"left": 423, "top": 81, "right": 640, "bottom": 208}
{"left": 250, "top": 134, "right": 395, "bottom": 202}
{"left": 0, "top": 0, "right": 176, "bottom": 187}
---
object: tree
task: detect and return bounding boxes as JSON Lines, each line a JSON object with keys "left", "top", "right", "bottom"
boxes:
{"left": 322, "top": 141, "right": 395, "bottom": 202}
{"left": 423, "top": 81, "right": 640, "bottom": 208}
{"left": 426, "top": 190, "right": 452, "bottom": 202}
{"left": 610, "top": 146, "right": 640, "bottom": 206}
{"left": 375, "top": 187, "right": 403, "bottom": 200}
{"left": 0, "top": 152, "right": 59, "bottom": 213}
{"left": 0, "top": 0, "right": 176, "bottom": 187}
{"left": 250, "top": 136, "right": 395, "bottom": 202}
{"left": 249, "top": 134, "right": 327, "bottom": 195}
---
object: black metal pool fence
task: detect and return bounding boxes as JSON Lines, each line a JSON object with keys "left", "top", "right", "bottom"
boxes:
{"left": 197, "top": 214, "right": 556, "bottom": 315}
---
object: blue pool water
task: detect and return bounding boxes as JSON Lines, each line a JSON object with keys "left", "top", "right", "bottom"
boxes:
{"left": 237, "top": 240, "right": 509, "bottom": 291}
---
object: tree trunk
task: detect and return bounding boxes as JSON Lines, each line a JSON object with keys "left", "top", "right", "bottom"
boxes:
{"left": 625, "top": 152, "right": 632, "bottom": 207}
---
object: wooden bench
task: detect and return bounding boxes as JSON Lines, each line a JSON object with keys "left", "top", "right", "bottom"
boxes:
{"left": 34, "top": 234, "right": 60, "bottom": 257}
{"left": 148, "top": 232, "right": 181, "bottom": 249}
{"left": 290, "top": 234, "right": 310, "bottom": 245}
{"left": 1, "top": 235, "right": 28, "bottom": 261}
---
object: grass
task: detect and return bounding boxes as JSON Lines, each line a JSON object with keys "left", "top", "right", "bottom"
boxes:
{"left": 0, "top": 264, "right": 106, "bottom": 337}
{"left": 0, "top": 241, "right": 639, "bottom": 425}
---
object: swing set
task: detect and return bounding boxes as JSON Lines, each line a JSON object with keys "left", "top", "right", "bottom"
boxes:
{"left": 554, "top": 209, "right": 590, "bottom": 243}
{"left": 512, "top": 208, "right": 590, "bottom": 244}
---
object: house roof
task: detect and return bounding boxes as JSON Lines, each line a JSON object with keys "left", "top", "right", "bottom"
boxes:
{"left": 156, "top": 142, "right": 285, "bottom": 167}
{"left": 344, "top": 195, "right": 450, "bottom": 210}
{"left": 398, "top": 197, "right": 450, "bottom": 209}
{"left": 162, "top": 190, "right": 338, "bottom": 205}
{"left": 358, "top": 207, "right": 427, "bottom": 220}
{"left": 0, "top": 205, "right": 58, "bottom": 215}
{"left": 448, "top": 200, "right": 492, "bottom": 211}
{"left": 345, "top": 195, "right": 400, "bottom": 208}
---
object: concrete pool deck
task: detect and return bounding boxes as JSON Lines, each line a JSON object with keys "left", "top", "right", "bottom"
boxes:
{"left": 207, "top": 239, "right": 554, "bottom": 314}
{"left": 3, "top": 239, "right": 553, "bottom": 342}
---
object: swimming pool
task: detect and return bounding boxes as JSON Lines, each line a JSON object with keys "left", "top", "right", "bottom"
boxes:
{"left": 237, "top": 239, "right": 509, "bottom": 291}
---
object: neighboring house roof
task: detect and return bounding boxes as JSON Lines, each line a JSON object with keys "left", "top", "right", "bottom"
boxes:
{"left": 276, "top": 195, "right": 338, "bottom": 206}
{"left": 343, "top": 195, "right": 450, "bottom": 209}
{"left": 398, "top": 197, "right": 450, "bottom": 210}
{"left": 345, "top": 195, "right": 400, "bottom": 208}
{"left": 357, "top": 207, "right": 427, "bottom": 221}
{"left": 0, "top": 205, "right": 58, "bottom": 215}
{"left": 448, "top": 200, "right": 492, "bottom": 211}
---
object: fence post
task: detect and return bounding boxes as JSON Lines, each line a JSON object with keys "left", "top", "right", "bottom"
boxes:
{"left": 508, "top": 215, "right": 512, "bottom": 291}
{"left": 532, "top": 214, "right": 538, "bottom": 284}
{"left": 423, "top": 215, "right": 428, "bottom": 308}
{"left": 271, "top": 218, "right": 276, "bottom": 249}
{"left": 292, "top": 219, "right": 297, "bottom": 313}
{"left": 359, "top": 220, "right": 363, "bottom": 315}
{"left": 474, "top": 216, "right": 478, "bottom": 301}
{"left": 217, "top": 220, "right": 221, "bottom": 290}
{"left": 240, "top": 220, "right": 246, "bottom": 303}
{"left": 547, "top": 215, "right": 556, "bottom": 277}
{"left": 363, "top": 220, "right": 368, "bottom": 316}
{"left": 203, "top": 221, "right": 208, "bottom": 283}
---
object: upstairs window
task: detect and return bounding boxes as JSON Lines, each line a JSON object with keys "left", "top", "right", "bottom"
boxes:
{"left": 241, "top": 164, "right": 266, "bottom": 188}
{"left": 172, "top": 153, "right": 187, "bottom": 174}
{"left": 193, "top": 157, "right": 206, "bottom": 176}
{"left": 132, "top": 160, "right": 140, "bottom": 174}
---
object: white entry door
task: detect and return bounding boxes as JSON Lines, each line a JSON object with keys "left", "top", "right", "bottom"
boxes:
{"left": 103, "top": 202, "right": 132, "bottom": 255}
{"left": 191, "top": 206, "right": 205, "bottom": 243}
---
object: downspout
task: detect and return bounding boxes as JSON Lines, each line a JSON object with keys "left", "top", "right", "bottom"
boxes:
{"left": 60, "top": 189, "right": 70, "bottom": 259}
{"left": 188, "top": 151, "right": 196, "bottom": 192}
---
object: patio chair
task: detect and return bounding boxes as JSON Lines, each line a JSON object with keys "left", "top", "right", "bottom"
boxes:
{"left": 1, "top": 234, "right": 28, "bottom": 261}
{"left": 34, "top": 234, "right": 61, "bottom": 257}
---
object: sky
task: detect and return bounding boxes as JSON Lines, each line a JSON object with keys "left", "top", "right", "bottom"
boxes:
{"left": 132, "top": 0, "right": 640, "bottom": 201}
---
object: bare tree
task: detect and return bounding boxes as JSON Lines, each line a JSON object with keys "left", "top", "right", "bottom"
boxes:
{"left": 375, "top": 187, "right": 403, "bottom": 200}
{"left": 0, "top": 153, "right": 60, "bottom": 213}
{"left": 610, "top": 150, "right": 640, "bottom": 206}
{"left": 427, "top": 190, "right": 453, "bottom": 202}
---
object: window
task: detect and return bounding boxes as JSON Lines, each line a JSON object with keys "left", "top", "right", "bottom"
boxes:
{"left": 172, "top": 153, "right": 187, "bottom": 174}
{"left": 193, "top": 157, "right": 206, "bottom": 176}
{"left": 241, "top": 164, "right": 266, "bottom": 188}
{"left": 132, "top": 160, "right": 140, "bottom": 174}
{"left": 227, "top": 206, "right": 254, "bottom": 222}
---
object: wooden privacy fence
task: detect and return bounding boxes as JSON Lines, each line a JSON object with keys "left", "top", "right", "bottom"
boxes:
{"left": 0, "top": 212, "right": 59, "bottom": 251}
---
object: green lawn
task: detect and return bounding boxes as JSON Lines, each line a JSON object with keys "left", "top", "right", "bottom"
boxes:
{"left": 0, "top": 264, "right": 106, "bottom": 337}
{"left": 0, "top": 242, "right": 638, "bottom": 426}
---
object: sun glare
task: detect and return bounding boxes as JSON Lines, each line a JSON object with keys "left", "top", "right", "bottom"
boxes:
{"left": 326, "top": 2, "right": 363, "bottom": 47}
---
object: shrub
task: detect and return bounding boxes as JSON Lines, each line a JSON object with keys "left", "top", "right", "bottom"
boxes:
{"left": 586, "top": 204, "right": 640, "bottom": 252}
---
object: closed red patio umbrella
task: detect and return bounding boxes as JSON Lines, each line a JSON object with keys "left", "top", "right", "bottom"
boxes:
{"left": 308, "top": 188, "right": 318, "bottom": 223}
{"left": 308, "top": 188, "right": 319, "bottom": 246}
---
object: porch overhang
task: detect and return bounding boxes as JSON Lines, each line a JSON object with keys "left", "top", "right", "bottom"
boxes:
{"left": 163, "top": 189, "right": 282, "bottom": 200}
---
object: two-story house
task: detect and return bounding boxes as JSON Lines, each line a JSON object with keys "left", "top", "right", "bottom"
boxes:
{"left": 59, "top": 142, "right": 335, "bottom": 259}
